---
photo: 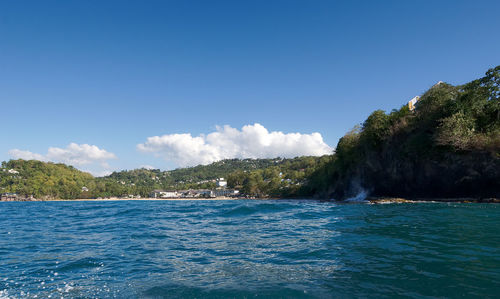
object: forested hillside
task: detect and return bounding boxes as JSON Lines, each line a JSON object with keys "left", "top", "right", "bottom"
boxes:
{"left": 306, "top": 65, "right": 500, "bottom": 199}
{"left": 0, "top": 156, "right": 329, "bottom": 199}
{"left": 105, "top": 156, "right": 330, "bottom": 197}
{"left": 107, "top": 158, "right": 280, "bottom": 190}
{"left": 1, "top": 160, "right": 95, "bottom": 199}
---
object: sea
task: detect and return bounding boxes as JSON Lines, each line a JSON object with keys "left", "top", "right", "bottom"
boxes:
{"left": 0, "top": 200, "right": 498, "bottom": 298}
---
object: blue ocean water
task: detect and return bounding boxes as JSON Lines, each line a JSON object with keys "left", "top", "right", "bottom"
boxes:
{"left": 0, "top": 200, "right": 498, "bottom": 298}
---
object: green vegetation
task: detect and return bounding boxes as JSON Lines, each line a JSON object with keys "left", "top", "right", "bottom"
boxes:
{"left": 1, "top": 66, "right": 498, "bottom": 200}
{"left": 106, "top": 158, "right": 281, "bottom": 194}
{"left": 106, "top": 156, "right": 331, "bottom": 198}
{"left": 0, "top": 156, "right": 329, "bottom": 199}
{"left": 226, "top": 156, "right": 332, "bottom": 197}
{"left": 306, "top": 65, "right": 499, "bottom": 199}
{"left": 0, "top": 160, "right": 95, "bottom": 199}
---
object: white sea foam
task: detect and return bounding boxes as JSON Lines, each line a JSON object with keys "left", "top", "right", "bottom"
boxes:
{"left": 57, "top": 283, "right": 74, "bottom": 293}
{"left": 0, "top": 289, "right": 12, "bottom": 299}
{"left": 344, "top": 190, "right": 369, "bottom": 203}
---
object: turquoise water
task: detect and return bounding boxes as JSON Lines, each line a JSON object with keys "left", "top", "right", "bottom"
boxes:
{"left": 0, "top": 200, "right": 498, "bottom": 298}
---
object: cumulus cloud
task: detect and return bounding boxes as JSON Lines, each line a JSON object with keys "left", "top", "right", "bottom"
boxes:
{"left": 8, "top": 143, "right": 117, "bottom": 176}
{"left": 137, "top": 123, "right": 333, "bottom": 167}
{"left": 139, "top": 165, "right": 157, "bottom": 170}
{"left": 44, "top": 143, "right": 116, "bottom": 166}
{"left": 8, "top": 149, "right": 47, "bottom": 162}
{"left": 91, "top": 169, "right": 114, "bottom": 177}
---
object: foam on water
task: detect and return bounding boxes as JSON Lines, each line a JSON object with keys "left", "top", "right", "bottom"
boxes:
{"left": 344, "top": 190, "right": 369, "bottom": 203}
{"left": 0, "top": 289, "right": 11, "bottom": 299}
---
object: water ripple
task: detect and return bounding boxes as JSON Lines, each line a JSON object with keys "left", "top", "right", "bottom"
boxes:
{"left": 0, "top": 200, "right": 499, "bottom": 298}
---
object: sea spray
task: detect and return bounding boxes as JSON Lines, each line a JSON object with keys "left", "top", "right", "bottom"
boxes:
{"left": 340, "top": 177, "right": 371, "bottom": 202}
{"left": 344, "top": 190, "right": 369, "bottom": 203}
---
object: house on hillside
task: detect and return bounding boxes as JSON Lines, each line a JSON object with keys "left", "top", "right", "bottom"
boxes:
{"left": 217, "top": 178, "right": 227, "bottom": 188}
{"left": 408, "top": 81, "right": 444, "bottom": 111}
{"left": 408, "top": 96, "right": 420, "bottom": 111}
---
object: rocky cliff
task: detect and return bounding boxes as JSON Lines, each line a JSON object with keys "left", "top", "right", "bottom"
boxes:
{"left": 307, "top": 66, "right": 500, "bottom": 200}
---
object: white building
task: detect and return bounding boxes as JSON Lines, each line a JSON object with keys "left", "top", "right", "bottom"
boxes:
{"left": 8, "top": 169, "right": 19, "bottom": 174}
{"left": 151, "top": 190, "right": 178, "bottom": 198}
{"left": 408, "top": 96, "right": 420, "bottom": 111}
{"left": 217, "top": 178, "right": 227, "bottom": 188}
{"left": 408, "top": 82, "right": 444, "bottom": 112}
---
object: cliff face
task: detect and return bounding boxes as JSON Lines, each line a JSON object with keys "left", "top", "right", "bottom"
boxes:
{"left": 341, "top": 145, "right": 500, "bottom": 199}
{"left": 309, "top": 66, "right": 500, "bottom": 200}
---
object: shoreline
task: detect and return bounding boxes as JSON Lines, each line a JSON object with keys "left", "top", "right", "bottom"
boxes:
{"left": 366, "top": 197, "right": 500, "bottom": 204}
{"left": 48, "top": 196, "right": 249, "bottom": 202}
{"left": 1, "top": 196, "right": 499, "bottom": 203}
{"left": 0, "top": 196, "right": 259, "bottom": 202}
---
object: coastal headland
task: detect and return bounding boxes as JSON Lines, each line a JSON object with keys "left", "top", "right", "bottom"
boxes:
{"left": 1, "top": 66, "right": 499, "bottom": 201}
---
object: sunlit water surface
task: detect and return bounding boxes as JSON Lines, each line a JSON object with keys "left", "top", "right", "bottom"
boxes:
{"left": 0, "top": 200, "right": 499, "bottom": 298}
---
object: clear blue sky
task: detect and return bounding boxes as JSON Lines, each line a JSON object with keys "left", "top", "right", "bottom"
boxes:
{"left": 1, "top": 0, "right": 499, "bottom": 174}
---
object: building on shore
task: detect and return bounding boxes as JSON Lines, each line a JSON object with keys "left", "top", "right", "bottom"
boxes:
{"left": 150, "top": 190, "right": 179, "bottom": 198}
{"left": 214, "top": 189, "right": 239, "bottom": 197}
{"left": 191, "top": 189, "right": 215, "bottom": 198}
{"left": 150, "top": 188, "right": 239, "bottom": 198}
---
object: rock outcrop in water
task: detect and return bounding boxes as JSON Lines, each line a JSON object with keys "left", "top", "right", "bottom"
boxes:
{"left": 306, "top": 66, "right": 500, "bottom": 200}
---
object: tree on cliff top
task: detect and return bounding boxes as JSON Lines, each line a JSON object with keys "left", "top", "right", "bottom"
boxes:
{"left": 306, "top": 65, "right": 500, "bottom": 199}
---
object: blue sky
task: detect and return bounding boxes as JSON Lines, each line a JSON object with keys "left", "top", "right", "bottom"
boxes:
{"left": 1, "top": 0, "right": 499, "bottom": 175}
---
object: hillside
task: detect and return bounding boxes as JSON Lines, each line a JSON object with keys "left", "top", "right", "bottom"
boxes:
{"left": 1, "top": 160, "right": 95, "bottom": 199}
{"left": 107, "top": 158, "right": 280, "bottom": 188}
{"left": 106, "top": 156, "right": 330, "bottom": 197}
{"left": 0, "top": 156, "right": 329, "bottom": 199}
{"left": 306, "top": 65, "right": 500, "bottom": 199}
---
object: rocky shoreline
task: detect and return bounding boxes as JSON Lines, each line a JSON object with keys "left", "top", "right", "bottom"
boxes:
{"left": 366, "top": 197, "right": 500, "bottom": 204}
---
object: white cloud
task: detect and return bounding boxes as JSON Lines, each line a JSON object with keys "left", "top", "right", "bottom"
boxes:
{"left": 8, "top": 149, "right": 48, "bottom": 162}
{"left": 139, "top": 165, "right": 157, "bottom": 170}
{"left": 44, "top": 143, "right": 116, "bottom": 166}
{"left": 8, "top": 143, "right": 117, "bottom": 176}
{"left": 90, "top": 169, "right": 114, "bottom": 177}
{"left": 137, "top": 123, "right": 333, "bottom": 167}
